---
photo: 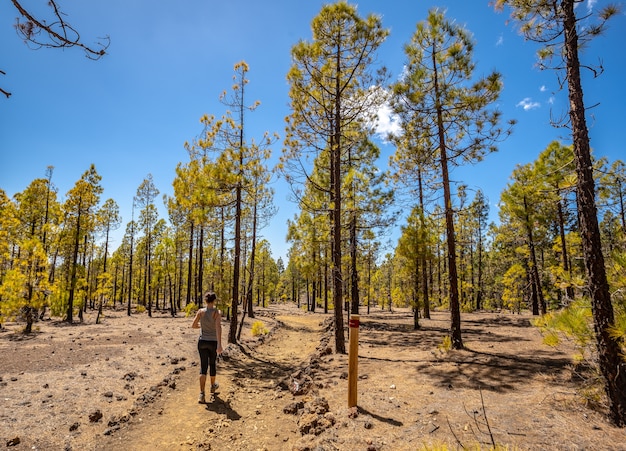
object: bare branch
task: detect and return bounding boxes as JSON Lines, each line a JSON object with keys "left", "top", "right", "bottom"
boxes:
{"left": 4, "top": 1, "right": 109, "bottom": 99}
{"left": 11, "top": 0, "right": 109, "bottom": 58}
{"left": 0, "top": 69, "right": 11, "bottom": 98}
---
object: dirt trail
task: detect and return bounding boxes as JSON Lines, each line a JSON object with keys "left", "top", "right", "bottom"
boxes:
{"left": 96, "top": 306, "right": 324, "bottom": 450}
{"left": 8, "top": 304, "right": 625, "bottom": 450}
{"left": 92, "top": 306, "right": 626, "bottom": 451}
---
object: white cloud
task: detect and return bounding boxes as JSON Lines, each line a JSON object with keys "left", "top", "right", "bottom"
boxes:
{"left": 516, "top": 97, "right": 541, "bottom": 111}
{"left": 496, "top": 35, "right": 504, "bottom": 46}
{"left": 540, "top": 85, "right": 547, "bottom": 92}
{"left": 587, "top": 0, "right": 598, "bottom": 12}
{"left": 375, "top": 103, "right": 402, "bottom": 139}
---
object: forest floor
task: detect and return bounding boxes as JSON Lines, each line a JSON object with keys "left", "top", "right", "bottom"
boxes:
{"left": 1, "top": 302, "right": 625, "bottom": 450}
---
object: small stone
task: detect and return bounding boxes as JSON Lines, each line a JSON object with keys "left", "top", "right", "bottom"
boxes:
{"left": 103, "top": 425, "right": 120, "bottom": 435}
{"left": 283, "top": 401, "right": 304, "bottom": 414}
{"left": 89, "top": 410, "right": 103, "bottom": 423}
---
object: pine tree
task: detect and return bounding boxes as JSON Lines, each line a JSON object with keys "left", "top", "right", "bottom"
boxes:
{"left": 62, "top": 165, "right": 102, "bottom": 323}
{"left": 496, "top": 0, "right": 626, "bottom": 426}
{"left": 535, "top": 141, "right": 577, "bottom": 302}
{"left": 95, "top": 198, "right": 121, "bottom": 323}
{"left": 391, "top": 8, "right": 512, "bottom": 349}
{"left": 282, "top": 2, "right": 388, "bottom": 353}
{"left": 135, "top": 174, "right": 160, "bottom": 317}
{"left": 500, "top": 163, "right": 548, "bottom": 315}
{"left": 183, "top": 62, "right": 276, "bottom": 344}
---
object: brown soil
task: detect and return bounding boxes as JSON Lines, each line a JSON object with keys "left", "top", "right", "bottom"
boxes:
{"left": 1, "top": 303, "right": 625, "bottom": 450}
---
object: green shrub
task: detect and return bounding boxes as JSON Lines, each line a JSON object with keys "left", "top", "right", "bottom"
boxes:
{"left": 438, "top": 335, "right": 452, "bottom": 352}
{"left": 184, "top": 303, "right": 199, "bottom": 317}
{"left": 533, "top": 299, "right": 593, "bottom": 361}
{"left": 251, "top": 320, "right": 268, "bottom": 336}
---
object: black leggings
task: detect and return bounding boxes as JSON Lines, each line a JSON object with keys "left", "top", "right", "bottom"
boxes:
{"left": 198, "top": 340, "right": 218, "bottom": 376}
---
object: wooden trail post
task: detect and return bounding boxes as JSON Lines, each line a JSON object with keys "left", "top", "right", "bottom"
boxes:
{"left": 348, "top": 314, "right": 360, "bottom": 408}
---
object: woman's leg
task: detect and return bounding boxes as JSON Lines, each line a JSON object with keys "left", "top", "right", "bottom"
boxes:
{"left": 208, "top": 341, "right": 218, "bottom": 389}
{"left": 198, "top": 341, "right": 210, "bottom": 394}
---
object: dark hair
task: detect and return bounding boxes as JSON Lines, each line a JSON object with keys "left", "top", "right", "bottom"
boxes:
{"left": 204, "top": 292, "right": 217, "bottom": 304}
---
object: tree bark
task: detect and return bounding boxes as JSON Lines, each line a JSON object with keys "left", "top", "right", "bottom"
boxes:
{"left": 350, "top": 213, "right": 360, "bottom": 315}
{"left": 563, "top": 0, "right": 626, "bottom": 426}
{"left": 523, "top": 195, "right": 546, "bottom": 315}
{"left": 66, "top": 199, "right": 82, "bottom": 323}
{"left": 434, "top": 47, "right": 462, "bottom": 349}
{"left": 330, "top": 47, "right": 345, "bottom": 354}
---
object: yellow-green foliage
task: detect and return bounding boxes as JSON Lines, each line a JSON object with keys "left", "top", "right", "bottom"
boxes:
{"left": 184, "top": 303, "right": 199, "bottom": 317}
{"left": 533, "top": 299, "right": 593, "bottom": 360}
{"left": 501, "top": 263, "right": 525, "bottom": 312}
{"left": 541, "top": 331, "right": 561, "bottom": 347}
{"left": 48, "top": 283, "right": 66, "bottom": 317}
{"left": 0, "top": 237, "right": 50, "bottom": 322}
{"left": 461, "top": 300, "right": 475, "bottom": 313}
{"left": 609, "top": 313, "right": 626, "bottom": 342}
{"left": 251, "top": 320, "right": 269, "bottom": 336}
{"left": 608, "top": 249, "right": 626, "bottom": 344}
{"left": 438, "top": 335, "right": 452, "bottom": 352}
{"left": 135, "top": 304, "right": 146, "bottom": 314}
{"left": 391, "top": 286, "right": 410, "bottom": 308}
{"left": 0, "top": 269, "right": 26, "bottom": 321}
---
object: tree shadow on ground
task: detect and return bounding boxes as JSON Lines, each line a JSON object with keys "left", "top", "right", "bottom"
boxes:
{"left": 462, "top": 315, "right": 533, "bottom": 328}
{"left": 357, "top": 406, "right": 404, "bottom": 427}
{"left": 4, "top": 331, "right": 39, "bottom": 341}
{"left": 225, "top": 342, "right": 300, "bottom": 383}
{"left": 415, "top": 347, "right": 572, "bottom": 393}
{"left": 360, "top": 320, "right": 447, "bottom": 350}
{"left": 360, "top": 311, "right": 573, "bottom": 394}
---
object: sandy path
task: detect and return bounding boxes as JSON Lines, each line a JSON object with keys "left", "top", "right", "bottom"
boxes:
{"left": 96, "top": 309, "right": 324, "bottom": 450}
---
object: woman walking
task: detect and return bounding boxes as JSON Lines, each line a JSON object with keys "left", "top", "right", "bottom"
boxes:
{"left": 191, "top": 292, "right": 223, "bottom": 403}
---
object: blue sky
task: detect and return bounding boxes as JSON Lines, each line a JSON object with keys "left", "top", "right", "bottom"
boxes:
{"left": 1, "top": 1, "right": 625, "bottom": 263}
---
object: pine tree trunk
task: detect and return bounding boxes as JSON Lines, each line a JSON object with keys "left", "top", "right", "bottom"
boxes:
{"left": 229, "top": 182, "right": 242, "bottom": 344}
{"left": 523, "top": 195, "right": 546, "bottom": 315}
{"left": 67, "top": 200, "right": 82, "bottom": 323}
{"left": 186, "top": 221, "right": 194, "bottom": 306}
{"left": 563, "top": 0, "right": 626, "bottom": 426}
{"left": 350, "top": 214, "right": 359, "bottom": 315}
{"left": 329, "top": 58, "right": 345, "bottom": 353}
{"left": 557, "top": 198, "right": 575, "bottom": 301}
{"left": 435, "top": 82, "right": 462, "bottom": 348}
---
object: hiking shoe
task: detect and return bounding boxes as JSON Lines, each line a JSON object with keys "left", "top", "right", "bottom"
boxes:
{"left": 210, "top": 383, "right": 219, "bottom": 394}
{"left": 198, "top": 392, "right": 205, "bottom": 404}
